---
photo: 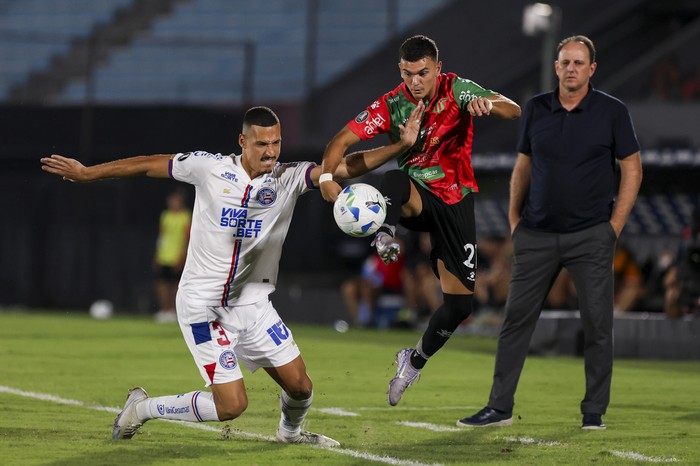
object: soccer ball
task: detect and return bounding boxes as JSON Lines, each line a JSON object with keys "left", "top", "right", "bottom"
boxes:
{"left": 333, "top": 183, "right": 387, "bottom": 237}
{"left": 89, "top": 299, "right": 113, "bottom": 320}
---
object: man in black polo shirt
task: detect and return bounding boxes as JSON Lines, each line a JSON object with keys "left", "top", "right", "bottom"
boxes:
{"left": 459, "top": 35, "right": 643, "bottom": 430}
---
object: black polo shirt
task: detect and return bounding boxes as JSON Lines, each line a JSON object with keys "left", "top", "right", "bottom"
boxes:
{"left": 517, "top": 85, "right": 640, "bottom": 233}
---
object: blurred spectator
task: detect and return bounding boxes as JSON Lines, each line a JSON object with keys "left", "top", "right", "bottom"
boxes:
{"left": 474, "top": 235, "right": 512, "bottom": 313}
{"left": 341, "top": 240, "right": 406, "bottom": 328}
{"left": 681, "top": 66, "right": 700, "bottom": 101}
{"left": 649, "top": 54, "right": 681, "bottom": 101}
{"left": 638, "top": 249, "right": 676, "bottom": 314}
{"left": 402, "top": 232, "right": 442, "bottom": 322}
{"left": 612, "top": 242, "right": 645, "bottom": 314}
{"left": 663, "top": 206, "right": 700, "bottom": 318}
{"left": 153, "top": 188, "right": 191, "bottom": 323}
{"left": 540, "top": 242, "right": 646, "bottom": 315}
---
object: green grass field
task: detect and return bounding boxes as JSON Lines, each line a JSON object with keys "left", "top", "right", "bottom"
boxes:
{"left": 1, "top": 311, "right": 698, "bottom": 465}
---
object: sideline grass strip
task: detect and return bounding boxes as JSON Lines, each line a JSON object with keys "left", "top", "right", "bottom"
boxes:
{"left": 1, "top": 310, "right": 698, "bottom": 465}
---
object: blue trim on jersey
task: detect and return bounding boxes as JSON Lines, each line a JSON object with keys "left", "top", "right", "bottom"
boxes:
{"left": 305, "top": 164, "right": 316, "bottom": 189}
{"left": 221, "top": 239, "right": 243, "bottom": 307}
{"left": 168, "top": 158, "right": 174, "bottom": 178}
{"left": 241, "top": 184, "right": 253, "bottom": 207}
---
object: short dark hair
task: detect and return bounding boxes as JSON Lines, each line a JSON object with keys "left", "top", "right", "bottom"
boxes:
{"left": 557, "top": 35, "right": 596, "bottom": 63}
{"left": 399, "top": 35, "right": 439, "bottom": 63}
{"left": 243, "top": 106, "right": 279, "bottom": 128}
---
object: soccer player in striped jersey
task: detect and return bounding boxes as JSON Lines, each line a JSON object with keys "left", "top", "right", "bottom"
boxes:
{"left": 41, "top": 105, "right": 423, "bottom": 446}
{"left": 319, "top": 35, "right": 521, "bottom": 407}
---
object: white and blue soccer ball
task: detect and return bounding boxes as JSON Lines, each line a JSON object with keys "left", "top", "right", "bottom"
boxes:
{"left": 333, "top": 183, "right": 387, "bottom": 237}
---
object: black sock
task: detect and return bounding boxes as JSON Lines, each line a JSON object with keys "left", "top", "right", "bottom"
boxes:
{"left": 380, "top": 170, "right": 412, "bottom": 229}
{"left": 410, "top": 350, "right": 428, "bottom": 369}
{"left": 417, "top": 294, "right": 474, "bottom": 361}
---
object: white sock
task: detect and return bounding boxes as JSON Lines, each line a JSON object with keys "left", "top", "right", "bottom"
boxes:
{"left": 136, "top": 391, "right": 219, "bottom": 422}
{"left": 278, "top": 391, "right": 312, "bottom": 437}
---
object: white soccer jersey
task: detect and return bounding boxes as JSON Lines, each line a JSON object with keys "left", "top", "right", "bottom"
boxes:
{"left": 170, "top": 151, "right": 315, "bottom": 307}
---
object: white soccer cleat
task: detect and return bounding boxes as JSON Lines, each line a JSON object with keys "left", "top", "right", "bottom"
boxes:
{"left": 112, "top": 387, "right": 148, "bottom": 440}
{"left": 276, "top": 429, "right": 340, "bottom": 447}
{"left": 372, "top": 231, "right": 401, "bottom": 264}
{"left": 388, "top": 348, "right": 421, "bottom": 406}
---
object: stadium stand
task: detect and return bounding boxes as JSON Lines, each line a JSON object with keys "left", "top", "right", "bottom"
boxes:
{"left": 0, "top": 0, "right": 131, "bottom": 99}
{"left": 475, "top": 194, "right": 700, "bottom": 239}
{"left": 0, "top": 1, "right": 698, "bottom": 332}
{"left": 11, "top": 0, "right": 450, "bottom": 104}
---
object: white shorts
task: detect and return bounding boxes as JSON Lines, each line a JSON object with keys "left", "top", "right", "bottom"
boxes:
{"left": 177, "top": 295, "right": 300, "bottom": 387}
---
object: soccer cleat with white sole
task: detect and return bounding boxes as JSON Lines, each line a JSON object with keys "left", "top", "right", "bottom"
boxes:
{"left": 371, "top": 231, "right": 401, "bottom": 264}
{"left": 112, "top": 387, "right": 148, "bottom": 440}
{"left": 276, "top": 429, "right": 340, "bottom": 447}
{"left": 388, "top": 348, "right": 421, "bottom": 406}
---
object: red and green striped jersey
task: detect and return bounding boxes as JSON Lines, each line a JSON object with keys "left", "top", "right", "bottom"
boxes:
{"left": 347, "top": 72, "right": 495, "bottom": 204}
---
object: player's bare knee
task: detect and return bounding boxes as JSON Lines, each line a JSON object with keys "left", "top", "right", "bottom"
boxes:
{"left": 215, "top": 399, "right": 247, "bottom": 421}
{"left": 285, "top": 379, "right": 313, "bottom": 401}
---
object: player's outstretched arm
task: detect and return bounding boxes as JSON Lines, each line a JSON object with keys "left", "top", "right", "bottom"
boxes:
{"left": 467, "top": 94, "right": 521, "bottom": 119}
{"left": 40, "top": 154, "right": 173, "bottom": 182}
{"left": 312, "top": 101, "right": 425, "bottom": 185}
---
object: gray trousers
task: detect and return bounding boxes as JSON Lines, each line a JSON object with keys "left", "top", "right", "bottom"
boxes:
{"left": 488, "top": 222, "right": 617, "bottom": 415}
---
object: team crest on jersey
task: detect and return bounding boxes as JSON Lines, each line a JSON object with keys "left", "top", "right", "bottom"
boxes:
{"left": 355, "top": 110, "right": 369, "bottom": 123}
{"left": 219, "top": 350, "right": 238, "bottom": 370}
{"left": 431, "top": 98, "right": 448, "bottom": 113}
{"left": 256, "top": 187, "right": 277, "bottom": 206}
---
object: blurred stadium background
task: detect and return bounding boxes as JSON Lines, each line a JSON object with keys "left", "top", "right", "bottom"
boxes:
{"left": 1, "top": 0, "right": 699, "bottom": 335}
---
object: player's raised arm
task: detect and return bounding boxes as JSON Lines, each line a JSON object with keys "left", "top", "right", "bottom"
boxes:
{"left": 312, "top": 101, "right": 425, "bottom": 186}
{"left": 40, "top": 154, "right": 173, "bottom": 182}
{"left": 318, "top": 126, "right": 361, "bottom": 200}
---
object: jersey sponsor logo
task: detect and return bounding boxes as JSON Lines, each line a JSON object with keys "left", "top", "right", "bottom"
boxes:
{"left": 370, "top": 100, "right": 381, "bottom": 109}
{"left": 220, "top": 207, "right": 263, "bottom": 238}
{"left": 177, "top": 152, "right": 192, "bottom": 161}
{"left": 218, "top": 349, "right": 238, "bottom": 370}
{"left": 363, "top": 114, "right": 386, "bottom": 136}
{"left": 355, "top": 110, "right": 369, "bottom": 123}
{"left": 429, "top": 136, "right": 440, "bottom": 147}
{"left": 459, "top": 90, "right": 478, "bottom": 102}
{"left": 387, "top": 95, "right": 400, "bottom": 105}
{"left": 256, "top": 187, "right": 277, "bottom": 206}
{"left": 413, "top": 168, "right": 440, "bottom": 180}
{"left": 191, "top": 151, "right": 224, "bottom": 160}
{"left": 408, "top": 154, "right": 430, "bottom": 165}
{"left": 157, "top": 404, "right": 191, "bottom": 415}
{"left": 266, "top": 320, "right": 290, "bottom": 346}
{"left": 221, "top": 171, "right": 238, "bottom": 182}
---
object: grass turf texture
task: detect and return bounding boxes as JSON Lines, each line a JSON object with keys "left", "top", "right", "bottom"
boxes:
{"left": 1, "top": 310, "right": 698, "bottom": 465}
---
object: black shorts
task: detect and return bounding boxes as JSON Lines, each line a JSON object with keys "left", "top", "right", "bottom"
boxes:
{"left": 154, "top": 264, "right": 182, "bottom": 282}
{"left": 399, "top": 181, "right": 477, "bottom": 291}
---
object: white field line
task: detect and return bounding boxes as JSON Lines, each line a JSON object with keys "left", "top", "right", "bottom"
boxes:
{"left": 314, "top": 406, "right": 480, "bottom": 416}
{"left": 610, "top": 450, "right": 678, "bottom": 463}
{"left": 314, "top": 407, "right": 359, "bottom": 416}
{"left": 0, "top": 385, "right": 440, "bottom": 466}
{"left": 500, "top": 436, "right": 563, "bottom": 447}
{"left": 398, "top": 421, "right": 462, "bottom": 432}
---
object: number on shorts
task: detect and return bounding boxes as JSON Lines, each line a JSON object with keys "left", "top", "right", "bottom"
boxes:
{"left": 463, "top": 243, "right": 476, "bottom": 269}
{"left": 211, "top": 321, "right": 231, "bottom": 346}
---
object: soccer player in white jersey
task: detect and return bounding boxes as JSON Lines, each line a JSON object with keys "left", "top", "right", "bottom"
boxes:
{"left": 40, "top": 105, "right": 424, "bottom": 446}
